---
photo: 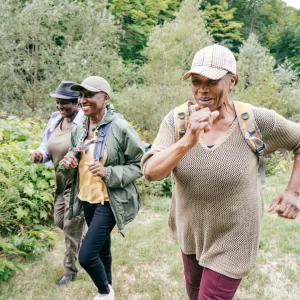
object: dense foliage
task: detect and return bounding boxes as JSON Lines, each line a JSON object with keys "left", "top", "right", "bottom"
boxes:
{"left": 0, "top": 228, "right": 55, "bottom": 281}
{"left": 0, "top": 116, "right": 55, "bottom": 281}
{"left": 204, "top": 0, "right": 244, "bottom": 53}
{"left": 1, "top": 0, "right": 299, "bottom": 140}
{"left": 0, "top": 116, "right": 54, "bottom": 235}
{"left": 109, "top": 0, "right": 183, "bottom": 63}
{"left": 114, "top": 0, "right": 213, "bottom": 138}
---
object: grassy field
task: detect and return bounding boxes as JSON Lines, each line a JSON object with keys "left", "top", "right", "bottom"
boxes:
{"left": 1, "top": 173, "right": 300, "bottom": 300}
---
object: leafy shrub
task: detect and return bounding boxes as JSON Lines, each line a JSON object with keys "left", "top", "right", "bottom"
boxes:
{"left": 265, "top": 151, "right": 293, "bottom": 177}
{"left": 10, "top": 227, "right": 56, "bottom": 256}
{"left": 137, "top": 176, "right": 172, "bottom": 201}
{"left": 0, "top": 227, "right": 55, "bottom": 281}
{"left": 0, "top": 116, "right": 54, "bottom": 235}
{"left": 0, "top": 258, "right": 24, "bottom": 281}
{"left": 0, "top": 236, "right": 25, "bottom": 281}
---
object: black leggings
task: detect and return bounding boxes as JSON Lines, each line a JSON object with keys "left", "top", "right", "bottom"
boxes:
{"left": 79, "top": 201, "right": 116, "bottom": 294}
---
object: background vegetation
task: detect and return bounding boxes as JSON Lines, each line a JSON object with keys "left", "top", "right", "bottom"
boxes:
{"left": 0, "top": 117, "right": 55, "bottom": 281}
{"left": 0, "top": 0, "right": 300, "bottom": 293}
{"left": 0, "top": 0, "right": 299, "bottom": 133}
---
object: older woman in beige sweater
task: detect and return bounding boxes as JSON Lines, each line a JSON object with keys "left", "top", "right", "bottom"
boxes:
{"left": 141, "top": 44, "right": 300, "bottom": 300}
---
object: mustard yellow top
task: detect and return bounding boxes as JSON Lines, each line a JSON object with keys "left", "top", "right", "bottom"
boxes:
{"left": 77, "top": 137, "right": 109, "bottom": 204}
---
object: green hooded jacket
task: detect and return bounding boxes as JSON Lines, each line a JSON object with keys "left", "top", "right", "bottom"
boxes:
{"left": 59, "top": 104, "right": 144, "bottom": 231}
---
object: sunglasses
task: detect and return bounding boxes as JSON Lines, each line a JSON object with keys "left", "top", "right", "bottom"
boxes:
{"left": 78, "top": 91, "right": 99, "bottom": 99}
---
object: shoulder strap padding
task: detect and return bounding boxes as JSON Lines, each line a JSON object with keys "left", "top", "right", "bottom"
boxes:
{"left": 94, "top": 115, "right": 122, "bottom": 161}
{"left": 174, "top": 101, "right": 194, "bottom": 141}
{"left": 233, "top": 101, "right": 266, "bottom": 184}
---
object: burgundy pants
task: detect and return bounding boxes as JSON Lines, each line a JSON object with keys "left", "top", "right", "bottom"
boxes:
{"left": 181, "top": 252, "right": 241, "bottom": 300}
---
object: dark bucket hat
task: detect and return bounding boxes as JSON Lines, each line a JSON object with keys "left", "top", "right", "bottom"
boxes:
{"left": 50, "top": 80, "right": 79, "bottom": 99}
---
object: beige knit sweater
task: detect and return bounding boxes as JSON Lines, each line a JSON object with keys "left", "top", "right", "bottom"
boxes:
{"left": 141, "top": 104, "right": 300, "bottom": 279}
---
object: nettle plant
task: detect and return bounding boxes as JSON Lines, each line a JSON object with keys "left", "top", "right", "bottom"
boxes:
{"left": 0, "top": 116, "right": 56, "bottom": 281}
{"left": 0, "top": 116, "right": 54, "bottom": 235}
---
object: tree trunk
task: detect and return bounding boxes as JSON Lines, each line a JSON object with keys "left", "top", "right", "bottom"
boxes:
{"left": 32, "top": 36, "right": 39, "bottom": 112}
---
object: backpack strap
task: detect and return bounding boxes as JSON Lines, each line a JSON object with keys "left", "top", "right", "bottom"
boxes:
{"left": 233, "top": 101, "right": 266, "bottom": 184}
{"left": 94, "top": 117, "right": 119, "bottom": 161}
{"left": 174, "top": 101, "right": 194, "bottom": 141}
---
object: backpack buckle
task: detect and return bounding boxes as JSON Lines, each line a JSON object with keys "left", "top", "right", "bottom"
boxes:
{"left": 241, "top": 112, "right": 249, "bottom": 120}
{"left": 178, "top": 112, "right": 185, "bottom": 119}
{"left": 248, "top": 128, "right": 256, "bottom": 136}
{"left": 257, "top": 144, "right": 265, "bottom": 155}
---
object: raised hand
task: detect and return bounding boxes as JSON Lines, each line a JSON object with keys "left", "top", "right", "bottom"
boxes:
{"left": 182, "top": 106, "right": 219, "bottom": 148}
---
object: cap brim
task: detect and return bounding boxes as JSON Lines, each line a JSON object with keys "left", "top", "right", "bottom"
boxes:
{"left": 49, "top": 92, "right": 77, "bottom": 100}
{"left": 183, "top": 66, "right": 228, "bottom": 81}
{"left": 70, "top": 84, "right": 101, "bottom": 92}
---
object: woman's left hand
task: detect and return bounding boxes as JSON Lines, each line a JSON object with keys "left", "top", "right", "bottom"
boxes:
{"left": 85, "top": 161, "right": 107, "bottom": 178}
{"left": 267, "top": 190, "right": 299, "bottom": 219}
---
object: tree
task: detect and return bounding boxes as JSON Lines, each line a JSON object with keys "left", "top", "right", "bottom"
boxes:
{"left": 233, "top": 33, "right": 300, "bottom": 117}
{"left": 234, "top": 33, "right": 281, "bottom": 113}
{"left": 221, "top": 0, "right": 300, "bottom": 69}
{"left": 143, "top": 0, "right": 212, "bottom": 85}
{"left": 0, "top": 0, "right": 66, "bottom": 113}
{"left": 204, "top": 0, "right": 243, "bottom": 52}
{"left": 274, "top": 60, "right": 300, "bottom": 122}
{"left": 268, "top": 22, "right": 300, "bottom": 69}
{"left": 109, "top": 0, "right": 183, "bottom": 63}
{"left": 0, "top": 0, "right": 124, "bottom": 115}
{"left": 114, "top": 0, "right": 213, "bottom": 139}
{"left": 57, "top": 3, "right": 126, "bottom": 92}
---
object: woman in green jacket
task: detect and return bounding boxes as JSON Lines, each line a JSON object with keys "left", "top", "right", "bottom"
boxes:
{"left": 61, "top": 76, "right": 144, "bottom": 300}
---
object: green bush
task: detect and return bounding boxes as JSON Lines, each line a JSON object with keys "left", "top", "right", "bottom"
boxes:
{"left": 137, "top": 176, "right": 172, "bottom": 201}
{"left": 0, "top": 237, "right": 25, "bottom": 281}
{"left": 265, "top": 151, "right": 293, "bottom": 177}
{"left": 0, "top": 258, "right": 24, "bottom": 282}
{"left": 0, "top": 227, "right": 55, "bottom": 281}
{"left": 10, "top": 227, "right": 56, "bottom": 256}
{"left": 0, "top": 116, "right": 56, "bottom": 281}
{"left": 0, "top": 116, "right": 54, "bottom": 235}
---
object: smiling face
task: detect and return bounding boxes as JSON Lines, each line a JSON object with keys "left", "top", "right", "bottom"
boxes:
{"left": 191, "top": 73, "right": 237, "bottom": 111}
{"left": 78, "top": 89, "right": 108, "bottom": 119}
{"left": 55, "top": 99, "right": 78, "bottom": 118}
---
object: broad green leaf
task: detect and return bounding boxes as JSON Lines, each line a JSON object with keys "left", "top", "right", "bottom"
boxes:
{"left": 23, "top": 184, "right": 34, "bottom": 197}
{"left": 36, "top": 179, "right": 49, "bottom": 190}
{"left": 41, "top": 170, "right": 54, "bottom": 179}
{"left": 14, "top": 207, "right": 28, "bottom": 220}
{"left": 39, "top": 211, "right": 48, "bottom": 220}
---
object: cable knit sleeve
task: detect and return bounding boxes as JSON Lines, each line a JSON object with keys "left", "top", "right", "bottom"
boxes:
{"left": 252, "top": 107, "right": 300, "bottom": 155}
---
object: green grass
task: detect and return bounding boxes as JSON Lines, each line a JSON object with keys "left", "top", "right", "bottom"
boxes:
{"left": 1, "top": 173, "right": 300, "bottom": 300}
